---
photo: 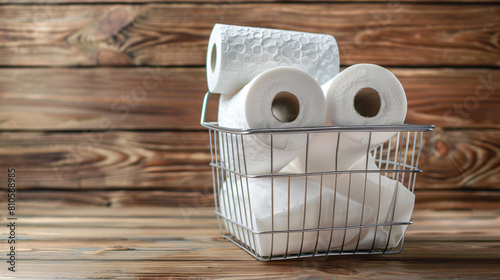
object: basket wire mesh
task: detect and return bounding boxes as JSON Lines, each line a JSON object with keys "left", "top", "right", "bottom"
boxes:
{"left": 201, "top": 91, "right": 433, "bottom": 261}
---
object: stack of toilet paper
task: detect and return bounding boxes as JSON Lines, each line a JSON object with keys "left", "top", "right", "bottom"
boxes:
{"left": 206, "top": 24, "right": 414, "bottom": 258}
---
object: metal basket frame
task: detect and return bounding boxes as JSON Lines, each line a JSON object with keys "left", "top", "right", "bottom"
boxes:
{"left": 201, "top": 91, "right": 433, "bottom": 261}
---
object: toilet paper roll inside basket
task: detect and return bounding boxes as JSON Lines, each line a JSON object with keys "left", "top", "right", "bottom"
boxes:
{"left": 289, "top": 64, "right": 408, "bottom": 174}
{"left": 325, "top": 63, "right": 407, "bottom": 147}
{"left": 207, "top": 23, "right": 340, "bottom": 95}
{"left": 218, "top": 67, "right": 326, "bottom": 175}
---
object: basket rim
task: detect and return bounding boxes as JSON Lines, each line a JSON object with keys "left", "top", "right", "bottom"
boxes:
{"left": 202, "top": 122, "right": 434, "bottom": 134}
{"left": 200, "top": 91, "right": 434, "bottom": 134}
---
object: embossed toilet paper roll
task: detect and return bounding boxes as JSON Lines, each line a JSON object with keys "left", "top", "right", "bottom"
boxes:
{"left": 218, "top": 67, "right": 326, "bottom": 175}
{"left": 219, "top": 176, "right": 372, "bottom": 258}
{"left": 324, "top": 63, "right": 407, "bottom": 147}
{"left": 207, "top": 23, "right": 340, "bottom": 95}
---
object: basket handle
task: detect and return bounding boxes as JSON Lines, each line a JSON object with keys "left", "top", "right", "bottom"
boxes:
{"left": 200, "top": 91, "right": 212, "bottom": 126}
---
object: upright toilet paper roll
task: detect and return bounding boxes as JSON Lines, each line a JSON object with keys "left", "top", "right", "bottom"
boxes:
{"left": 207, "top": 24, "right": 340, "bottom": 95}
{"left": 325, "top": 63, "right": 407, "bottom": 126}
{"left": 218, "top": 67, "right": 326, "bottom": 175}
{"left": 288, "top": 64, "right": 407, "bottom": 174}
{"left": 324, "top": 63, "right": 407, "bottom": 147}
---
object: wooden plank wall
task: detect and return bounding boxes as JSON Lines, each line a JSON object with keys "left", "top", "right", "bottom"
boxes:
{"left": 0, "top": 1, "right": 499, "bottom": 210}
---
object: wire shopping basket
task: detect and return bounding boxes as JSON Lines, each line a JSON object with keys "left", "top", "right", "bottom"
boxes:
{"left": 201, "top": 91, "right": 433, "bottom": 261}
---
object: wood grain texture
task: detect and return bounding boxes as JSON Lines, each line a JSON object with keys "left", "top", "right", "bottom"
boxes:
{"left": 0, "top": 129, "right": 498, "bottom": 190}
{"left": 5, "top": 206, "right": 500, "bottom": 242}
{"left": 420, "top": 128, "right": 500, "bottom": 190}
{"left": 0, "top": 67, "right": 217, "bottom": 130}
{"left": 0, "top": 131, "right": 213, "bottom": 190}
{"left": 2, "top": 0, "right": 498, "bottom": 3}
{"left": 0, "top": 206, "right": 498, "bottom": 278}
{"left": 7, "top": 241, "right": 500, "bottom": 261}
{"left": 0, "top": 4, "right": 499, "bottom": 67}
{"left": 5, "top": 208, "right": 500, "bottom": 245}
{"left": 1, "top": 188, "right": 499, "bottom": 210}
{"left": 8, "top": 260, "right": 500, "bottom": 279}
{"left": 414, "top": 191, "right": 500, "bottom": 211}
{"left": 10, "top": 190, "right": 216, "bottom": 208}
{"left": 393, "top": 68, "right": 500, "bottom": 128}
{"left": 1, "top": 67, "right": 498, "bottom": 130}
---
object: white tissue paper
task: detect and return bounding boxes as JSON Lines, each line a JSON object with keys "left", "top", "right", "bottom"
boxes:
{"left": 218, "top": 176, "right": 374, "bottom": 258}
{"left": 282, "top": 156, "right": 414, "bottom": 251}
{"left": 207, "top": 23, "right": 340, "bottom": 95}
{"left": 286, "top": 129, "right": 383, "bottom": 174}
{"left": 218, "top": 67, "right": 326, "bottom": 175}
{"left": 337, "top": 157, "right": 414, "bottom": 251}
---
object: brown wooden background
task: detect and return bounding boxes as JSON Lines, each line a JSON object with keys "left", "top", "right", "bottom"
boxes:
{"left": 0, "top": 1, "right": 499, "bottom": 223}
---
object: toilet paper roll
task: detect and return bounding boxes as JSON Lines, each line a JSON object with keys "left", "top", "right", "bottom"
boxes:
{"left": 323, "top": 63, "right": 407, "bottom": 148}
{"left": 288, "top": 64, "right": 407, "bottom": 174}
{"left": 207, "top": 23, "right": 340, "bottom": 95}
{"left": 218, "top": 67, "right": 326, "bottom": 175}
{"left": 218, "top": 176, "right": 374, "bottom": 258}
{"left": 324, "top": 63, "right": 407, "bottom": 126}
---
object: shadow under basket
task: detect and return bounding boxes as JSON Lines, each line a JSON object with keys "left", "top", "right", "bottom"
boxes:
{"left": 201, "top": 91, "right": 434, "bottom": 261}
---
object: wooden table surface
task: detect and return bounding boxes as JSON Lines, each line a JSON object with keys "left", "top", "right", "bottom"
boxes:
{"left": 5, "top": 202, "right": 499, "bottom": 279}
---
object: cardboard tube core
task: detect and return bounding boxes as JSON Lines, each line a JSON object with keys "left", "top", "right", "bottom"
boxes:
{"left": 354, "top": 87, "right": 381, "bottom": 118}
{"left": 272, "top": 91, "right": 300, "bottom": 123}
{"left": 210, "top": 43, "right": 217, "bottom": 73}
